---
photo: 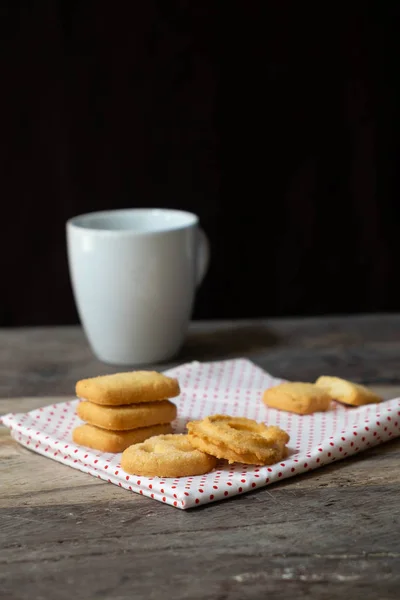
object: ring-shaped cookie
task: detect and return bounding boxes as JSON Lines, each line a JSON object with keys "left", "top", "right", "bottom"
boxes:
{"left": 187, "top": 415, "right": 290, "bottom": 465}
{"left": 121, "top": 434, "right": 218, "bottom": 477}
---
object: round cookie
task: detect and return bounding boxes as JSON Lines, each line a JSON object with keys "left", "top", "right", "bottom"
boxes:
{"left": 121, "top": 434, "right": 218, "bottom": 477}
{"left": 262, "top": 382, "right": 332, "bottom": 415}
{"left": 187, "top": 415, "right": 290, "bottom": 465}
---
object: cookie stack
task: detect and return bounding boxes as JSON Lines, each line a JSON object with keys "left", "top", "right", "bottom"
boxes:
{"left": 72, "top": 371, "right": 180, "bottom": 453}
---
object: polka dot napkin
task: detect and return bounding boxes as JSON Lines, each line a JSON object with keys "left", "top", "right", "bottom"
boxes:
{"left": 1, "top": 358, "right": 400, "bottom": 509}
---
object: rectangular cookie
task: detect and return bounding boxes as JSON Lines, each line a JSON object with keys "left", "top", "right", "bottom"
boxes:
{"left": 262, "top": 382, "right": 332, "bottom": 415}
{"left": 76, "top": 399, "right": 177, "bottom": 431}
{"left": 72, "top": 422, "right": 173, "bottom": 453}
{"left": 76, "top": 370, "right": 180, "bottom": 406}
{"left": 315, "top": 376, "right": 382, "bottom": 406}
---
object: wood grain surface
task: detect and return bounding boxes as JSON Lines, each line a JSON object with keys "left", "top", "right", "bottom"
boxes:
{"left": 1, "top": 316, "right": 400, "bottom": 600}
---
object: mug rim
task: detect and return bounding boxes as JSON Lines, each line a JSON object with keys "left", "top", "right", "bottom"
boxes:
{"left": 66, "top": 207, "right": 199, "bottom": 235}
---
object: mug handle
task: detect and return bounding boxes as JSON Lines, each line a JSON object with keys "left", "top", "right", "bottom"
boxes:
{"left": 197, "top": 228, "right": 210, "bottom": 286}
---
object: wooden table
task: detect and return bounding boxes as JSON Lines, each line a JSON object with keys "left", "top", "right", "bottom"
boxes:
{"left": 1, "top": 315, "right": 400, "bottom": 600}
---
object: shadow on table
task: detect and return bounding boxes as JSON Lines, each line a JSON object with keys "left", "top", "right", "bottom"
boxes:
{"left": 178, "top": 324, "right": 280, "bottom": 362}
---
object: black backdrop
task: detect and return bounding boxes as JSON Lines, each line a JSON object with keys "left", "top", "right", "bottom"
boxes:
{"left": 1, "top": 2, "right": 399, "bottom": 326}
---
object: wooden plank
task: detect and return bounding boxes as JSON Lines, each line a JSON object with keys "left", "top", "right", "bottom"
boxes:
{"left": 1, "top": 321, "right": 400, "bottom": 599}
{"left": 2, "top": 315, "right": 400, "bottom": 399}
{"left": 1, "top": 466, "right": 399, "bottom": 600}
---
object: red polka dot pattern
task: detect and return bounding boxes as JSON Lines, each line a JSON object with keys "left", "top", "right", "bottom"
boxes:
{"left": 1, "top": 359, "right": 399, "bottom": 510}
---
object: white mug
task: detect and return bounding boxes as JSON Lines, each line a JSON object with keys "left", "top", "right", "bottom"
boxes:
{"left": 66, "top": 208, "right": 210, "bottom": 365}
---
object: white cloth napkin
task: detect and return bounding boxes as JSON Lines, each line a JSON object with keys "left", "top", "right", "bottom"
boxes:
{"left": 1, "top": 358, "right": 399, "bottom": 509}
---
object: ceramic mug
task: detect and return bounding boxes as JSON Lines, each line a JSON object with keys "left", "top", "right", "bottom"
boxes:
{"left": 66, "top": 208, "right": 210, "bottom": 365}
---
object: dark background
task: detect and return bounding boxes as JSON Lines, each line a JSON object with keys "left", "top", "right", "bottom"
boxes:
{"left": 1, "top": 2, "right": 399, "bottom": 326}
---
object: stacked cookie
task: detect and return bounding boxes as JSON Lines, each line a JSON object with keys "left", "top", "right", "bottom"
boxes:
{"left": 72, "top": 371, "right": 180, "bottom": 453}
